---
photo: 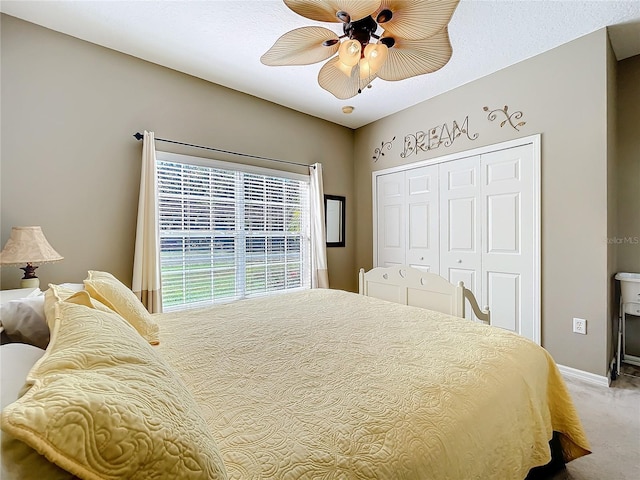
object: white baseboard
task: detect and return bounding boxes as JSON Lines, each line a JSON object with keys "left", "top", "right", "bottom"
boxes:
{"left": 557, "top": 364, "right": 611, "bottom": 387}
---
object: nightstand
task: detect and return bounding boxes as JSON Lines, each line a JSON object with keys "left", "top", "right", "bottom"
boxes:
{"left": 615, "top": 272, "right": 640, "bottom": 377}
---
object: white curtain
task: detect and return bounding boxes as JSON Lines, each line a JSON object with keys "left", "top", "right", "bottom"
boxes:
{"left": 132, "top": 130, "right": 162, "bottom": 312}
{"left": 309, "top": 163, "right": 329, "bottom": 288}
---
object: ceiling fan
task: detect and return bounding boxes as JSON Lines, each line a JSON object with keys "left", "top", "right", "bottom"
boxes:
{"left": 261, "top": 0, "right": 460, "bottom": 100}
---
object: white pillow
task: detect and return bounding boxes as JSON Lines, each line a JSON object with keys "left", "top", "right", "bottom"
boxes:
{"left": 0, "top": 343, "right": 73, "bottom": 479}
{"left": 0, "top": 296, "right": 49, "bottom": 349}
{"left": 0, "top": 288, "right": 42, "bottom": 304}
{"left": 0, "top": 343, "right": 45, "bottom": 409}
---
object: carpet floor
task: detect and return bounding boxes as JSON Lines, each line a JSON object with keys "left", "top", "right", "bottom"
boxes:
{"left": 548, "top": 364, "right": 640, "bottom": 479}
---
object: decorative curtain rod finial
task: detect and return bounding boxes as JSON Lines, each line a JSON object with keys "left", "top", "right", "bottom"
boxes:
{"left": 133, "top": 132, "right": 144, "bottom": 141}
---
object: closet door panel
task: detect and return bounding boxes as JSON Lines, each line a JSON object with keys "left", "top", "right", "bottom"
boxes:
{"left": 487, "top": 193, "right": 520, "bottom": 253}
{"left": 486, "top": 271, "right": 520, "bottom": 332}
{"left": 439, "top": 156, "right": 482, "bottom": 308}
{"left": 442, "top": 267, "right": 480, "bottom": 320}
{"left": 406, "top": 165, "right": 439, "bottom": 272}
{"left": 481, "top": 144, "right": 535, "bottom": 339}
{"left": 448, "top": 197, "right": 476, "bottom": 251}
{"left": 376, "top": 171, "right": 405, "bottom": 267}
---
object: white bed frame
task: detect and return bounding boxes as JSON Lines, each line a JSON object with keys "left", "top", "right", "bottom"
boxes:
{"left": 358, "top": 266, "right": 491, "bottom": 325}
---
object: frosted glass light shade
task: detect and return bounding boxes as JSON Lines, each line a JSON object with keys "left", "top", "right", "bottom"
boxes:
{"left": 335, "top": 58, "right": 355, "bottom": 76}
{"left": 359, "top": 43, "right": 388, "bottom": 79}
{"left": 338, "top": 40, "right": 362, "bottom": 67}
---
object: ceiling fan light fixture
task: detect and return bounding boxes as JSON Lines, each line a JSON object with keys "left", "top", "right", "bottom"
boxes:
{"left": 359, "top": 42, "right": 388, "bottom": 78}
{"left": 358, "top": 59, "right": 371, "bottom": 79}
{"left": 270, "top": 0, "right": 461, "bottom": 99}
{"left": 338, "top": 39, "right": 362, "bottom": 67}
{"left": 335, "top": 58, "right": 355, "bottom": 76}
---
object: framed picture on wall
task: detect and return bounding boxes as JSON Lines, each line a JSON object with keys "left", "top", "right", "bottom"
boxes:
{"left": 324, "top": 195, "right": 345, "bottom": 248}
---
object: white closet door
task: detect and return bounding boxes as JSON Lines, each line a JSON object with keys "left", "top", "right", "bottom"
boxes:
{"left": 439, "top": 156, "right": 482, "bottom": 318}
{"left": 481, "top": 144, "right": 536, "bottom": 340}
{"left": 376, "top": 171, "right": 405, "bottom": 267}
{"left": 373, "top": 137, "right": 540, "bottom": 342}
{"left": 406, "top": 165, "right": 439, "bottom": 272}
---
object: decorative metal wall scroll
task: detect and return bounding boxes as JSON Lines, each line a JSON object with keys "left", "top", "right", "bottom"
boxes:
{"left": 483, "top": 105, "right": 526, "bottom": 131}
{"left": 400, "top": 116, "right": 479, "bottom": 158}
{"left": 371, "top": 104, "right": 527, "bottom": 163}
{"left": 372, "top": 137, "right": 395, "bottom": 162}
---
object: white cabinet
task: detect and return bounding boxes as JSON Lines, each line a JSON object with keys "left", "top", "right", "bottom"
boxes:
{"left": 615, "top": 272, "right": 640, "bottom": 371}
{"left": 373, "top": 139, "right": 539, "bottom": 342}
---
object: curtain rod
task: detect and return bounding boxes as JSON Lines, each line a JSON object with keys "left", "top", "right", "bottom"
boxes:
{"left": 133, "top": 132, "right": 312, "bottom": 168}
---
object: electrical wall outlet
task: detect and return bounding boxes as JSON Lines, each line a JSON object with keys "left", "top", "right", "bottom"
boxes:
{"left": 573, "top": 317, "right": 587, "bottom": 335}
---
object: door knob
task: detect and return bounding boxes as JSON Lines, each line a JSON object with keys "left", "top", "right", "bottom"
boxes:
{"left": 457, "top": 259, "right": 462, "bottom": 263}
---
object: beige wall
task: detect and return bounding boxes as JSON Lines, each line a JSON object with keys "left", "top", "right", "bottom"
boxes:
{"left": 616, "top": 54, "right": 640, "bottom": 355}
{"left": 0, "top": 15, "right": 355, "bottom": 292}
{"left": 606, "top": 37, "right": 618, "bottom": 371}
{"left": 616, "top": 54, "right": 640, "bottom": 273}
{"left": 354, "top": 29, "right": 612, "bottom": 376}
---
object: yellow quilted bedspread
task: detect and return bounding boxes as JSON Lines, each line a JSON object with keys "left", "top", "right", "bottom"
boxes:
{"left": 156, "top": 289, "right": 590, "bottom": 480}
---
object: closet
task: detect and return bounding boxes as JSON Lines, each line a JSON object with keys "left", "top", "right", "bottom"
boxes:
{"left": 373, "top": 136, "right": 540, "bottom": 343}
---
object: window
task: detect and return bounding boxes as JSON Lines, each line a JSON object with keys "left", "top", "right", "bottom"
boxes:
{"left": 156, "top": 152, "right": 311, "bottom": 311}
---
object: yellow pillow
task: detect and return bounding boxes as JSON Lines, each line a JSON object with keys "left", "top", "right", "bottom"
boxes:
{"left": 44, "top": 284, "right": 112, "bottom": 329}
{"left": 1, "top": 343, "right": 75, "bottom": 480}
{"left": 83, "top": 270, "right": 159, "bottom": 345}
{"left": 1, "top": 299, "right": 228, "bottom": 480}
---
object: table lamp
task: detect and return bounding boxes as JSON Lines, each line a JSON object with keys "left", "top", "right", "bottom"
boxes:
{"left": 0, "top": 226, "right": 63, "bottom": 288}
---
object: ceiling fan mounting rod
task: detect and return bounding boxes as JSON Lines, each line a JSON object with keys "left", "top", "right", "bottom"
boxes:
{"left": 342, "top": 15, "right": 377, "bottom": 49}
{"left": 332, "top": 9, "right": 395, "bottom": 50}
{"left": 322, "top": 10, "right": 394, "bottom": 49}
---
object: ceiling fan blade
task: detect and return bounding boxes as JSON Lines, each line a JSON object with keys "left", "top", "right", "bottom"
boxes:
{"left": 377, "top": 27, "right": 452, "bottom": 81}
{"left": 261, "top": 27, "right": 340, "bottom": 66}
{"left": 376, "top": 0, "right": 460, "bottom": 40}
{"left": 285, "top": 0, "right": 382, "bottom": 23}
{"left": 318, "top": 56, "right": 372, "bottom": 99}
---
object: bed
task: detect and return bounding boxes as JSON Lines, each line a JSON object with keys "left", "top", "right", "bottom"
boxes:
{"left": 0, "top": 269, "right": 590, "bottom": 480}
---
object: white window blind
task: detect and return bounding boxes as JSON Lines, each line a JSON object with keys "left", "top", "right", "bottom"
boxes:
{"left": 156, "top": 155, "right": 311, "bottom": 311}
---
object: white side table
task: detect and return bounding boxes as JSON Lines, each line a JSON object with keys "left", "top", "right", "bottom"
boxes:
{"left": 615, "top": 273, "right": 640, "bottom": 376}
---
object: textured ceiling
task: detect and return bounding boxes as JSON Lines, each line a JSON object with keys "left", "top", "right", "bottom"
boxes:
{"left": 2, "top": 0, "right": 640, "bottom": 129}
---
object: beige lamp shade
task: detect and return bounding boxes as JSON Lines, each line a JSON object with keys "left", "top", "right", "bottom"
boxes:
{"left": 0, "top": 226, "right": 63, "bottom": 265}
{"left": 0, "top": 226, "right": 63, "bottom": 288}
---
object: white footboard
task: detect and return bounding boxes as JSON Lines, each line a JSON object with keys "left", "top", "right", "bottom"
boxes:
{"left": 359, "top": 266, "right": 490, "bottom": 324}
